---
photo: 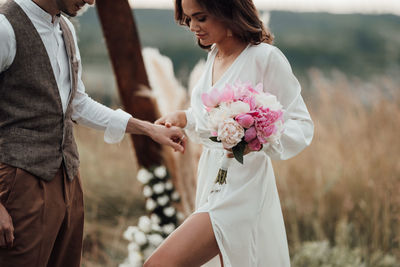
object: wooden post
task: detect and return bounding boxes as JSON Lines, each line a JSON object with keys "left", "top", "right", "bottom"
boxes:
{"left": 96, "top": 0, "right": 162, "bottom": 168}
{"left": 95, "top": 1, "right": 196, "bottom": 213}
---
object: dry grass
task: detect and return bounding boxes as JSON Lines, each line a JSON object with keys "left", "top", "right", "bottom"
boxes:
{"left": 77, "top": 70, "right": 400, "bottom": 266}
{"left": 275, "top": 70, "right": 400, "bottom": 261}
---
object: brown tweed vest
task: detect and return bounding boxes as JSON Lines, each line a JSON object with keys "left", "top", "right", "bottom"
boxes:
{"left": 0, "top": 0, "right": 80, "bottom": 181}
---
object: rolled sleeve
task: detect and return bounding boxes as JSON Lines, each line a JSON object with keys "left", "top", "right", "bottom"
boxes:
{"left": 104, "top": 109, "right": 132, "bottom": 144}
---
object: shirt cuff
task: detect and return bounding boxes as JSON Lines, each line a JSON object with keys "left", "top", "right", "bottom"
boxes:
{"left": 104, "top": 109, "right": 132, "bottom": 144}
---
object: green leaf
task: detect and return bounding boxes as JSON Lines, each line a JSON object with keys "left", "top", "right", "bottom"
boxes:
{"left": 209, "top": 136, "right": 221, "bottom": 142}
{"left": 232, "top": 141, "right": 246, "bottom": 164}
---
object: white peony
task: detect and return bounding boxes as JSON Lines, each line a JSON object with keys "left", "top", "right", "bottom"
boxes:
{"left": 145, "top": 198, "right": 157, "bottom": 211}
{"left": 151, "top": 223, "right": 162, "bottom": 232}
{"left": 143, "top": 245, "right": 156, "bottom": 260}
{"left": 150, "top": 214, "right": 161, "bottom": 225}
{"left": 163, "top": 207, "right": 175, "bottom": 217}
{"left": 143, "top": 185, "right": 153, "bottom": 198}
{"left": 217, "top": 118, "right": 245, "bottom": 149}
{"left": 208, "top": 104, "right": 232, "bottom": 131}
{"left": 229, "top": 101, "right": 250, "bottom": 116}
{"left": 133, "top": 231, "right": 147, "bottom": 246}
{"left": 171, "top": 191, "right": 180, "bottom": 201}
{"left": 123, "top": 226, "right": 139, "bottom": 241}
{"left": 154, "top": 166, "right": 167, "bottom": 178}
{"left": 255, "top": 93, "right": 282, "bottom": 110}
{"left": 138, "top": 216, "right": 152, "bottom": 233}
{"left": 153, "top": 183, "right": 165, "bottom": 194}
{"left": 165, "top": 181, "right": 173, "bottom": 190}
{"left": 127, "top": 250, "right": 143, "bottom": 266}
{"left": 127, "top": 242, "right": 140, "bottom": 253}
{"left": 137, "top": 169, "right": 153, "bottom": 184}
{"left": 162, "top": 223, "right": 175, "bottom": 235}
{"left": 148, "top": 234, "right": 164, "bottom": 246}
{"left": 157, "top": 195, "right": 170, "bottom": 206}
{"left": 177, "top": 212, "right": 185, "bottom": 221}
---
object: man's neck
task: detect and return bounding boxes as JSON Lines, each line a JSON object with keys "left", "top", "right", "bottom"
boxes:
{"left": 32, "top": 0, "right": 60, "bottom": 18}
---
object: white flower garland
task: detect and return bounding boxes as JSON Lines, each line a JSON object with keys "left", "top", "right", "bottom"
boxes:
{"left": 119, "top": 165, "right": 184, "bottom": 267}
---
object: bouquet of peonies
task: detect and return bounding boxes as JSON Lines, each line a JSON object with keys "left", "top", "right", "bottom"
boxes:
{"left": 202, "top": 81, "right": 284, "bottom": 185}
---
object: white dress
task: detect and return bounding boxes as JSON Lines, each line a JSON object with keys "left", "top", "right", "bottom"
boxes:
{"left": 184, "top": 43, "right": 314, "bottom": 267}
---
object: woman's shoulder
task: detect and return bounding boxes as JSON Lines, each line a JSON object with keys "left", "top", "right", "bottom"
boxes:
{"left": 248, "top": 43, "right": 291, "bottom": 69}
{"left": 247, "top": 43, "right": 276, "bottom": 57}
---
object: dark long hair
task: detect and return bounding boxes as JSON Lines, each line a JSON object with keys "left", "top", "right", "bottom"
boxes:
{"left": 174, "top": 0, "right": 274, "bottom": 49}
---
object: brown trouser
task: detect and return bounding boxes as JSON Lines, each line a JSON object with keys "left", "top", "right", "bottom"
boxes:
{"left": 0, "top": 163, "right": 84, "bottom": 267}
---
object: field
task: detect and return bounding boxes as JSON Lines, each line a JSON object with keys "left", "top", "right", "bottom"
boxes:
{"left": 77, "top": 69, "right": 400, "bottom": 266}
{"left": 73, "top": 7, "right": 400, "bottom": 267}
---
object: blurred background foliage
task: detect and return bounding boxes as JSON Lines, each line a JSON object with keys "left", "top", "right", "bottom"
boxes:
{"left": 74, "top": 9, "right": 400, "bottom": 88}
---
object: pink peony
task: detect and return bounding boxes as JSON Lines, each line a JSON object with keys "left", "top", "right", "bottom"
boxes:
{"left": 248, "top": 138, "right": 262, "bottom": 151}
{"left": 249, "top": 108, "right": 283, "bottom": 144}
{"left": 239, "top": 95, "right": 257, "bottom": 111}
{"left": 217, "top": 118, "right": 245, "bottom": 149}
{"left": 244, "top": 126, "right": 257, "bottom": 142}
{"left": 201, "top": 87, "right": 222, "bottom": 109}
{"left": 235, "top": 113, "right": 254, "bottom": 129}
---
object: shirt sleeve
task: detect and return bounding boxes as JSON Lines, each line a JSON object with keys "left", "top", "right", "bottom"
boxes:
{"left": 64, "top": 17, "right": 132, "bottom": 144}
{"left": 0, "top": 15, "right": 16, "bottom": 73}
{"left": 260, "top": 47, "right": 314, "bottom": 160}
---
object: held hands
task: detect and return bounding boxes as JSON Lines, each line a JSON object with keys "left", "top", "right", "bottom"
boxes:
{"left": 155, "top": 111, "right": 187, "bottom": 129}
{"left": 149, "top": 124, "right": 186, "bottom": 153}
{"left": 0, "top": 203, "right": 14, "bottom": 248}
{"left": 154, "top": 111, "right": 188, "bottom": 153}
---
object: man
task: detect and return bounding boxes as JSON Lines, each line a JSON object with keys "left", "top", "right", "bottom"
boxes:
{"left": 0, "top": 0, "right": 185, "bottom": 266}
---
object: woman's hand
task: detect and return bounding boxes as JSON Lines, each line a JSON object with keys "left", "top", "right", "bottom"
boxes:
{"left": 155, "top": 111, "right": 187, "bottom": 129}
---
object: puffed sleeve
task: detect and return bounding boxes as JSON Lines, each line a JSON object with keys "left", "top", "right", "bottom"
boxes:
{"left": 261, "top": 47, "right": 314, "bottom": 160}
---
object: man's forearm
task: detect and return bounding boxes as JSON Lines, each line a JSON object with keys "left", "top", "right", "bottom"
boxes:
{"left": 125, "top": 117, "right": 155, "bottom": 136}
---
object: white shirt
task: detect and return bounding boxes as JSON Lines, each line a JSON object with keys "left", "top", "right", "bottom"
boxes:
{"left": 0, "top": 0, "right": 131, "bottom": 144}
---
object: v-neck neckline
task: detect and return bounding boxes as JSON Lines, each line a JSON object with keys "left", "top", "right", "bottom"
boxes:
{"left": 210, "top": 44, "right": 250, "bottom": 88}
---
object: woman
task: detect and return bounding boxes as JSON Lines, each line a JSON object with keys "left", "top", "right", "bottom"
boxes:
{"left": 145, "top": 0, "right": 314, "bottom": 266}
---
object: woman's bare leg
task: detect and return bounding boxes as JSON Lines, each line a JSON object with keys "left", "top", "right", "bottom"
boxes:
{"left": 144, "top": 212, "right": 221, "bottom": 267}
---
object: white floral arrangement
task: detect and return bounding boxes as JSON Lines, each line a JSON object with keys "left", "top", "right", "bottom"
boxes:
{"left": 119, "top": 166, "right": 184, "bottom": 267}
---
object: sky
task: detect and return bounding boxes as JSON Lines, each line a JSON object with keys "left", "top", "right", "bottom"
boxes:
{"left": 128, "top": 0, "right": 400, "bottom": 16}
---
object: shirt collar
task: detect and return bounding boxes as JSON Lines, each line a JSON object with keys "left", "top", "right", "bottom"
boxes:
{"left": 15, "top": 0, "right": 61, "bottom": 27}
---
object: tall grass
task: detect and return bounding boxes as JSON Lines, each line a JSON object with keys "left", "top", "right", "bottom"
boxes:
{"left": 76, "top": 70, "right": 400, "bottom": 265}
{"left": 275, "top": 70, "right": 400, "bottom": 262}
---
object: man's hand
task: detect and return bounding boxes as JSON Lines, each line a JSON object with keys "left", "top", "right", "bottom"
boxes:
{"left": 155, "top": 111, "right": 187, "bottom": 129}
{"left": 149, "top": 124, "right": 186, "bottom": 153}
{"left": 0, "top": 203, "right": 14, "bottom": 248}
{"left": 125, "top": 117, "right": 186, "bottom": 152}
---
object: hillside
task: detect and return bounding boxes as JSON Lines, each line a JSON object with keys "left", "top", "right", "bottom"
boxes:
{"left": 73, "top": 8, "right": 400, "bottom": 84}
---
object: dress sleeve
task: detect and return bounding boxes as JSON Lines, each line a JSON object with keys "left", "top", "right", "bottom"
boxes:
{"left": 260, "top": 47, "right": 314, "bottom": 160}
{"left": 184, "top": 107, "right": 196, "bottom": 131}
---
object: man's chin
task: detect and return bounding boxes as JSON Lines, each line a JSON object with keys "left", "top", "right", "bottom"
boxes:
{"left": 62, "top": 9, "right": 78, "bottom": 17}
